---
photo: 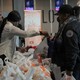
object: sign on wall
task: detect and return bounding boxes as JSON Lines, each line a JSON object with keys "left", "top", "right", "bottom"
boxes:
{"left": 24, "top": 10, "right": 42, "bottom": 46}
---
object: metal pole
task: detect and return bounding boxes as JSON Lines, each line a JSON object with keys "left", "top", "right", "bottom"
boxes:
{"left": 50, "top": 0, "right": 53, "bottom": 34}
{"left": 65, "top": 0, "right": 68, "bottom": 4}
{"left": 34, "top": 0, "right": 36, "bottom": 10}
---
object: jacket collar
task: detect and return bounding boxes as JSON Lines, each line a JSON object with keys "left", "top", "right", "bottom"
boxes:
{"left": 64, "top": 16, "right": 77, "bottom": 25}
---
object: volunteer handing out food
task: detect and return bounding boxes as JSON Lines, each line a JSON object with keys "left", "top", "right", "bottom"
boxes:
{"left": 0, "top": 10, "right": 48, "bottom": 61}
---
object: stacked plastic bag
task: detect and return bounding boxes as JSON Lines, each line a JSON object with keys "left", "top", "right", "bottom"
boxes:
{"left": 0, "top": 50, "right": 76, "bottom": 80}
{"left": 0, "top": 57, "right": 26, "bottom": 80}
{"left": 12, "top": 51, "right": 52, "bottom": 80}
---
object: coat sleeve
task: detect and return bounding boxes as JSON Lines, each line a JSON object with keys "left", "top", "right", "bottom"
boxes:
{"left": 62, "top": 26, "right": 79, "bottom": 71}
{"left": 5, "top": 25, "right": 40, "bottom": 38}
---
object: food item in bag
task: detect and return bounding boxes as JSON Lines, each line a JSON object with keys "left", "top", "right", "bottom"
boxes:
{"left": 19, "top": 64, "right": 28, "bottom": 73}
{"left": 37, "top": 54, "right": 42, "bottom": 64}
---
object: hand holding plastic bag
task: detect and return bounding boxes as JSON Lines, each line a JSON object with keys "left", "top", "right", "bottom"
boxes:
{"left": 60, "top": 73, "right": 76, "bottom": 80}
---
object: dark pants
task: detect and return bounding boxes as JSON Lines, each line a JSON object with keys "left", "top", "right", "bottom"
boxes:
{"left": 73, "top": 70, "right": 80, "bottom": 80}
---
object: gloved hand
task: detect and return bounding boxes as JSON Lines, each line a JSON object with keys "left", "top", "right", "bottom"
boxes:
{"left": 40, "top": 31, "right": 49, "bottom": 37}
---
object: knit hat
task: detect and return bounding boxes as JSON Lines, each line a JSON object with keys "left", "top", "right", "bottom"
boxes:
{"left": 54, "top": 4, "right": 73, "bottom": 15}
{"left": 7, "top": 10, "right": 21, "bottom": 22}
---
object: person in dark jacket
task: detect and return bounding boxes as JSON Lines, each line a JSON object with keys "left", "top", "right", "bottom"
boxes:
{"left": 48, "top": 4, "right": 80, "bottom": 80}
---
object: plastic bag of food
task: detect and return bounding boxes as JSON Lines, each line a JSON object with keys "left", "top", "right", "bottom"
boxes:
{"left": 4, "top": 59, "right": 26, "bottom": 80}
{"left": 33, "top": 66, "right": 52, "bottom": 80}
{"left": 60, "top": 73, "right": 76, "bottom": 80}
{"left": 12, "top": 51, "right": 25, "bottom": 64}
{"left": 25, "top": 67, "right": 35, "bottom": 80}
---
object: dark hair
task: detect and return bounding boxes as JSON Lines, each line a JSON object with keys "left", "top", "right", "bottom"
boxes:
{"left": 0, "top": 10, "right": 21, "bottom": 42}
{"left": 0, "top": 18, "right": 7, "bottom": 42}
{"left": 7, "top": 10, "right": 21, "bottom": 22}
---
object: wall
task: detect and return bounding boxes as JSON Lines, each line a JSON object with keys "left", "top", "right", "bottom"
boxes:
{"left": 13, "top": 0, "right": 25, "bottom": 27}
{"left": 35, "top": 0, "right": 79, "bottom": 34}
{"left": 3, "top": 0, "right": 12, "bottom": 12}
{"left": 0, "top": 0, "right": 78, "bottom": 33}
{"left": 35, "top": 0, "right": 58, "bottom": 34}
{"left": 0, "top": 0, "right": 25, "bottom": 26}
{"left": 68, "top": 0, "right": 78, "bottom": 6}
{"left": 0, "top": 0, "right": 12, "bottom": 17}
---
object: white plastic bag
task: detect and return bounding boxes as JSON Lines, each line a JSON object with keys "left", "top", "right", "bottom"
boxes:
{"left": 51, "top": 64, "right": 61, "bottom": 80}
{"left": 4, "top": 58, "right": 26, "bottom": 80}
{"left": 34, "top": 37, "right": 48, "bottom": 58}
{"left": 60, "top": 73, "right": 76, "bottom": 80}
{"left": 12, "top": 51, "right": 25, "bottom": 64}
{"left": 25, "top": 67, "right": 35, "bottom": 80}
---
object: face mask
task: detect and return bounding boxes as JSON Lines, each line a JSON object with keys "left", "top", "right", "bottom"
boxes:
{"left": 0, "top": 58, "right": 3, "bottom": 71}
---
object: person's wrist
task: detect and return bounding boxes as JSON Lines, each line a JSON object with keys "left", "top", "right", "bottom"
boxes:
{"left": 66, "top": 70, "right": 73, "bottom": 76}
{"left": 39, "top": 31, "right": 41, "bottom": 35}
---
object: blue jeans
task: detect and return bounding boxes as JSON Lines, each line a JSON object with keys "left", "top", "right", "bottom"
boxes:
{"left": 73, "top": 70, "right": 80, "bottom": 80}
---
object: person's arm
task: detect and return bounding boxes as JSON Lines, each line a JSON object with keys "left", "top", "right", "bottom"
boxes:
{"left": 62, "top": 27, "right": 79, "bottom": 76}
{"left": 5, "top": 24, "right": 48, "bottom": 38}
{"left": 10, "top": 25, "right": 40, "bottom": 37}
